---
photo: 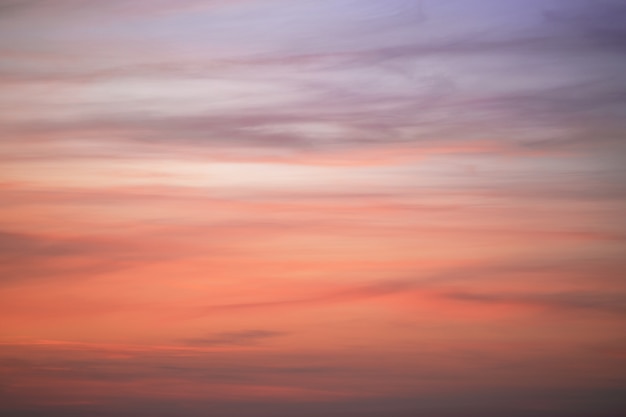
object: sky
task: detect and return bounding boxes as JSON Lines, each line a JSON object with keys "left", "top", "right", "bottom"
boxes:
{"left": 0, "top": 0, "right": 625, "bottom": 416}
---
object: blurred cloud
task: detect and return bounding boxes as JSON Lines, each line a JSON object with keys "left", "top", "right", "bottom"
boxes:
{"left": 1, "top": 1, "right": 625, "bottom": 416}
{"left": 0, "top": 230, "right": 136, "bottom": 284}
{"left": 180, "top": 330, "right": 288, "bottom": 347}
{"left": 444, "top": 290, "right": 626, "bottom": 314}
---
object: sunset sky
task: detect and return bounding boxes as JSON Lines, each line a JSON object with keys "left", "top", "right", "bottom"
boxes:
{"left": 1, "top": 1, "right": 625, "bottom": 416}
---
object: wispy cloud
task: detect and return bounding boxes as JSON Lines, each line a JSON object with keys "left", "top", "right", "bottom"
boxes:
{"left": 444, "top": 290, "right": 626, "bottom": 315}
{"left": 0, "top": 230, "right": 137, "bottom": 284}
{"left": 180, "top": 330, "right": 288, "bottom": 347}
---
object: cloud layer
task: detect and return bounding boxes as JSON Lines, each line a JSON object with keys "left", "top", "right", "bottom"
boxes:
{"left": 1, "top": 1, "right": 625, "bottom": 416}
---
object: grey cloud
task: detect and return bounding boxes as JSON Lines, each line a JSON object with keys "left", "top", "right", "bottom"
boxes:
{"left": 543, "top": 0, "right": 626, "bottom": 52}
{"left": 180, "top": 330, "right": 288, "bottom": 347}
{"left": 1, "top": 341, "right": 625, "bottom": 417}
{"left": 0, "top": 230, "right": 90, "bottom": 259}
{"left": 445, "top": 290, "right": 626, "bottom": 314}
{"left": 0, "top": 229, "right": 181, "bottom": 285}
{"left": 0, "top": 0, "right": 223, "bottom": 17}
{"left": 0, "top": 0, "right": 43, "bottom": 14}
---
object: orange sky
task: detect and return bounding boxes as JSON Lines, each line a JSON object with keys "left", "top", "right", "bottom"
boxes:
{"left": 1, "top": 1, "right": 625, "bottom": 416}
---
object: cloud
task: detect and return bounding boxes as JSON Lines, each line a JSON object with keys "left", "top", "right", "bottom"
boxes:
{"left": 0, "top": 0, "right": 623, "bottom": 170}
{"left": 0, "top": 0, "right": 242, "bottom": 18}
{"left": 182, "top": 279, "right": 420, "bottom": 318}
{"left": 0, "top": 229, "right": 186, "bottom": 285}
{"left": 1, "top": 2, "right": 625, "bottom": 416}
{"left": 180, "top": 330, "right": 288, "bottom": 347}
{"left": 2, "top": 335, "right": 625, "bottom": 417}
{"left": 444, "top": 290, "right": 626, "bottom": 314}
{"left": 0, "top": 230, "right": 123, "bottom": 283}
